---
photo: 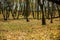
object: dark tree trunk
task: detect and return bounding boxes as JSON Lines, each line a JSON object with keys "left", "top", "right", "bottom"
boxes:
{"left": 32, "top": 6, "right": 35, "bottom": 19}
{"left": 50, "top": 3, "right": 54, "bottom": 23}
{"left": 50, "top": 12, "right": 53, "bottom": 23}
{"left": 41, "top": 0, "right": 46, "bottom": 25}
{"left": 17, "top": 11, "right": 20, "bottom": 19}
{"left": 37, "top": 5, "right": 39, "bottom": 20}
{"left": 38, "top": 0, "right": 46, "bottom": 25}
{"left": 32, "top": 11, "right": 35, "bottom": 19}
{"left": 41, "top": 5, "right": 46, "bottom": 25}
{"left": 25, "top": 0, "right": 30, "bottom": 22}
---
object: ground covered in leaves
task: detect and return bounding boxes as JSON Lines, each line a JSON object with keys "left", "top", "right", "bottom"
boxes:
{"left": 0, "top": 18, "right": 60, "bottom": 40}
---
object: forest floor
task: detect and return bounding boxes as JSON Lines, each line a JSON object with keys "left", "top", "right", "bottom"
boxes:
{"left": 0, "top": 14, "right": 60, "bottom": 40}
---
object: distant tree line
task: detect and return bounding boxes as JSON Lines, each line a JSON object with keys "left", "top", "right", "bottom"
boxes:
{"left": 0, "top": 0, "right": 60, "bottom": 25}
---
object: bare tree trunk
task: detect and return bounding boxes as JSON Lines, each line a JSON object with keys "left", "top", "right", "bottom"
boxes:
{"left": 50, "top": 2, "right": 53, "bottom": 23}
{"left": 41, "top": 0, "right": 46, "bottom": 25}
{"left": 41, "top": 5, "right": 46, "bottom": 25}
{"left": 25, "top": 0, "right": 30, "bottom": 22}
{"left": 32, "top": 5, "right": 35, "bottom": 19}
{"left": 38, "top": 0, "right": 46, "bottom": 25}
{"left": 37, "top": 5, "right": 39, "bottom": 20}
